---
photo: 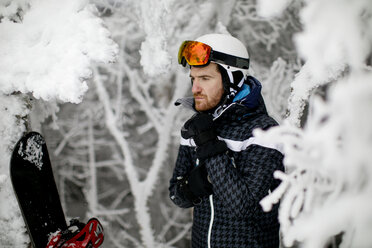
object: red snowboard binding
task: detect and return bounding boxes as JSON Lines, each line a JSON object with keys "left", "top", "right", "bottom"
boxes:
{"left": 46, "top": 218, "right": 104, "bottom": 248}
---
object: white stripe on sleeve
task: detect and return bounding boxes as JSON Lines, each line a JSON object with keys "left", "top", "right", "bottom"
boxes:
{"left": 180, "top": 136, "right": 282, "bottom": 153}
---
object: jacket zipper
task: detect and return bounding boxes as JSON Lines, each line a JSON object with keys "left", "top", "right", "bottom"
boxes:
{"left": 208, "top": 194, "right": 214, "bottom": 248}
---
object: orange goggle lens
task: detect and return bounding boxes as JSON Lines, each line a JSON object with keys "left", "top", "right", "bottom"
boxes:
{"left": 178, "top": 41, "right": 212, "bottom": 66}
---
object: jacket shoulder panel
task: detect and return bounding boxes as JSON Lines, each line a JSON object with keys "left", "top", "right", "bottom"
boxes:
{"left": 216, "top": 113, "right": 278, "bottom": 141}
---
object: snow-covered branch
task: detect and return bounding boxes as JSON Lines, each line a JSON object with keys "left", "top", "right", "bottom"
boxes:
{"left": 257, "top": 0, "right": 372, "bottom": 247}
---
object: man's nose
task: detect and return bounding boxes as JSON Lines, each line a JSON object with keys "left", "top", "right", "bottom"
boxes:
{"left": 192, "top": 80, "right": 201, "bottom": 94}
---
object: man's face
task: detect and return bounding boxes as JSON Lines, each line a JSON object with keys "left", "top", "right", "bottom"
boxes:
{"left": 190, "top": 63, "right": 224, "bottom": 112}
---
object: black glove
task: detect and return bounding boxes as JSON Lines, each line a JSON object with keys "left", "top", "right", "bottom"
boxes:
{"left": 181, "top": 113, "right": 227, "bottom": 160}
{"left": 178, "top": 163, "right": 213, "bottom": 204}
{"left": 181, "top": 113, "right": 216, "bottom": 145}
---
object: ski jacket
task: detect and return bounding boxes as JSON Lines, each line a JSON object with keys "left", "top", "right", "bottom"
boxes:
{"left": 169, "top": 76, "right": 284, "bottom": 248}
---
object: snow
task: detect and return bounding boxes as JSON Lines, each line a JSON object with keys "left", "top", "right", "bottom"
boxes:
{"left": 0, "top": 175, "right": 29, "bottom": 246}
{"left": 288, "top": 0, "right": 372, "bottom": 125}
{"left": 0, "top": 95, "right": 30, "bottom": 246}
{"left": 295, "top": 0, "right": 372, "bottom": 76}
{"left": 0, "top": 0, "right": 118, "bottom": 103}
{"left": 286, "top": 62, "right": 345, "bottom": 127}
{"left": 256, "top": 0, "right": 293, "bottom": 18}
{"left": 0, "top": 95, "right": 29, "bottom": 175}
{"left": 257, "top": 73, "right": 372, "bottom": 247}
{"left": 138, "top": 0, "right": 173, "bottom": 76}
{"left": 18, "top": 134, "right": 45, "bottom": 170}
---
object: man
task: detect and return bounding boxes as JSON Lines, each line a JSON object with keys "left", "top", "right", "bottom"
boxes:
{"left": 169, "top": 33, "right": 284, "bottom": 248}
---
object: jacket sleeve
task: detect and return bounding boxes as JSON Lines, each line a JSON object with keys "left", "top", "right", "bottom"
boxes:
{"left": 205, "top": 144, "right": 284, "bottom": 218}
{"left": 169, "top": 144, "right": 195, "bottom": 208}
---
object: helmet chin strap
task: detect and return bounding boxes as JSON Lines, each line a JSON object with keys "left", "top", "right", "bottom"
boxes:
{"left": 207, "top": 65, "right": 245, "bottom": 117}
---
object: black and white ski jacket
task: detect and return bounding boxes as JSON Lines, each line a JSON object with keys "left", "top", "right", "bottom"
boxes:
{"left": 169, "top": 76, "right": 284, "bottom": 248}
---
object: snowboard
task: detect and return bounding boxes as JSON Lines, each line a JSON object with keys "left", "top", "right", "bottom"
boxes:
{"left": 10, "top": 132, "right": 67, "bottom": 248}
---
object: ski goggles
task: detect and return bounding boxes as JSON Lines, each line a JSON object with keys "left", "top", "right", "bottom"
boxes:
{"left": 178, "top": 41, "right": 250, "bottom": 69}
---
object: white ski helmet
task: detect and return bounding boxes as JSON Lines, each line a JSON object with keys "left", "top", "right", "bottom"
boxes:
{"left": 195, "top": 33, "right": 250, "bottom": 78}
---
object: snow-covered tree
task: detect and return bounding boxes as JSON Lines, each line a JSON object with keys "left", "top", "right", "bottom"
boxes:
{"left": 258, "top": 0, "right": 372, "bottom": 247}
{"left": 0, "top": 0, "right": 117, "bottom": 246}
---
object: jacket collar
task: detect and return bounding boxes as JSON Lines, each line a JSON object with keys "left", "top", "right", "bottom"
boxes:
{"left": 174, "top": 76, "right": 267, "bottom": 120}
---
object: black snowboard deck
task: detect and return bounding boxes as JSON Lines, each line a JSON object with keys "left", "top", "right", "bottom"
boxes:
{"left": 10, "top": 132, "right": 67, "bottom": 248}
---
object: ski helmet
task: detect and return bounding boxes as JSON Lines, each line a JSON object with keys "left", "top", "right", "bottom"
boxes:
{"left": 195, "top": 34, "right": 249, "bottom": 75}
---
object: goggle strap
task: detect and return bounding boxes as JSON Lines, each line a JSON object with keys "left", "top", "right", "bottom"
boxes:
{"left": 210, "top": 50, "right": 250, "bottom": 70}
